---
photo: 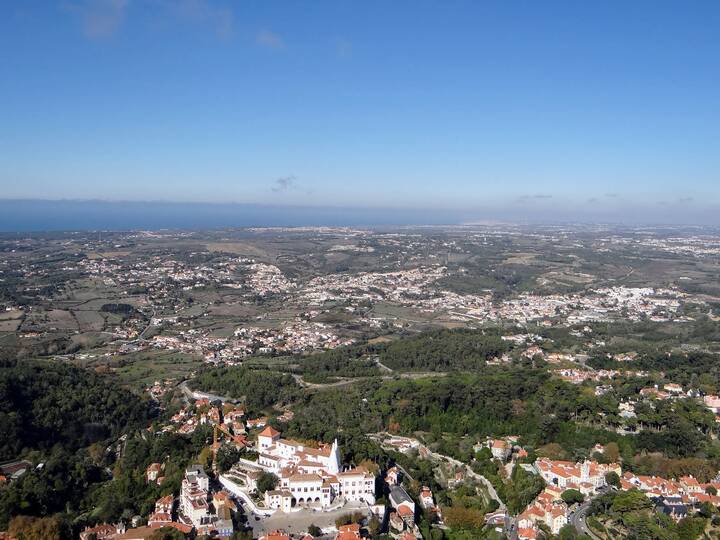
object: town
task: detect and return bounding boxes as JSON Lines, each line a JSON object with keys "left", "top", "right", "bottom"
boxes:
{"left": 2, "top": 225, "right": 720, "bottom": 540}
{"left": 3, "top": 0, "right": 719, "bottom": 537}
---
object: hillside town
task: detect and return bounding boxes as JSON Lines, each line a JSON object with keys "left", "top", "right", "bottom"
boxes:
{"left": 3, "top": 226, "right": 720, "bottom": 540}
{"left": 3, "top": 0, "right": 720, "bottom": 536}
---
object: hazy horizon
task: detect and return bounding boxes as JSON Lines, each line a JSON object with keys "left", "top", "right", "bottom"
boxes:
{"left": 1, "top": 198, "right": 719, "bottom": 232}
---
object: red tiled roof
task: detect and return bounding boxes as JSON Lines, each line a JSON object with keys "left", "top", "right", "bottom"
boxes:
{"left": 259, "top": 426, "right": 280, "bottom": 438}
{"left": 397, "top": 504, "right": 414, "bottom": 517}
{"left": 262, "top": 531, "right": 291, "bottom": 540}
{"left": 518, "top": 527, "right": 538, "bottom": 539}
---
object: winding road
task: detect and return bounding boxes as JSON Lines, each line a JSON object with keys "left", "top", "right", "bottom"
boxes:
{"left": 569, "top": 492, "right": 604, "bottom": 540}
{"left": 178, "top": 380, "right": 237, "bottom": 404}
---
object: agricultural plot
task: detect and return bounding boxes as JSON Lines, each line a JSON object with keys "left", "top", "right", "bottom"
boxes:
{"left": 112, "top": 350, "right": 203, "bottom": 389}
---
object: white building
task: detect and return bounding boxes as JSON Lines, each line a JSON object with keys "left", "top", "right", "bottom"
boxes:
{"left": 704, "top": 395, "right": 720, "bottom": 414}
{"left": 256, "top": 427, "right": 375, "bottom": 510}
{"left": 536, "top": 458, "right": 621, "bottom": 495}
{"left": 257, "top": 426, "right": 341, "bottom": 474}
{"left": 517, "top": 486, "right": 568, "bottom": 536}
{"left": 180, "top": 465, "right": 211, "bottom": 528}
{"left": 488, "top": 439, "right": 511, "bottom": 461}
{"left": 338, "top": 466, "right": 376, "bottom": 503}
{"left": 264, "top": 489, "right": 294, "bottom": 512}
{"left": 419, "top": 487, "right": 435, "bottom": 509}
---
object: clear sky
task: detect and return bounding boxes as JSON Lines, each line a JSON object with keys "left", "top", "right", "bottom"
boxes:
{"left": 1, "top": 1, "right": 719, "bottom": 223}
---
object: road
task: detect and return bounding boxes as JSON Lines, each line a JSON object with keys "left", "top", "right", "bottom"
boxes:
{"left": 504, "top": 514, "right": 518, "bottom": 540}
{"left": 290, "top": 374, "right": 367, "bottom": 389}
{"left": 369, "top": 432, "right": 521, "bottom": 536}
{"left": 291, "top": 370, "right": 448, "bottom": 390}
{"left": 178, "top": 380, "right": 237, "bottom": 404}
{"left": 374, "top": 356, "right": 394, "bottom": 373}
{"left": 136, "top": 308, "right": 158, "bottom": 340}
{"left": 569, "top": 494, "right": 602, "bottom": 540}
{"left": 418, "top": 442, "right": 518, "bottom": 537}
{"left": 179, "top": 367, "right": 450, "bottom": 406}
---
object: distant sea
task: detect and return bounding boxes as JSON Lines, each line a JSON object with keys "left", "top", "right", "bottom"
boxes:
{"left": 3, "top": 199, "right": 716, "bottom": 232}
{"left": 0, "top": 199, "right": 467, "bottom": 232}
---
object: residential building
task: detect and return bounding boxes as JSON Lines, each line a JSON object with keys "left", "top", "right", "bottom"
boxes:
{"left": 180, "top": 465, "right": 211, "bottom": 528}
{"left": 146, "top": 463, "right": 162, "bottom": 484}
{"left": 148, "top": 495, "right": 174, "bottom": 526}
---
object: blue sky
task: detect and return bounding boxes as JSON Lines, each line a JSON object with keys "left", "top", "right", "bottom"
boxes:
{"left": 1, "top": 1, "right": 719, "bottom": 222}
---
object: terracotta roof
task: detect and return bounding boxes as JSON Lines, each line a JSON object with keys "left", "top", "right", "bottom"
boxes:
{"left": 259, "top": 426, "right": 280, "bottom": 438}
{"left": 80, "top": 524, "right": 116, "bottom": 538}
{"left": 298, "top": 459, "right": 324, "bottom": 468}
{"left": 339, "top": 466, "right": 371, "bottom": 477}
{"left": 214, "top": 490, "right": 231, "bottom": 502}
{"left": 518, "top": 527, "right": 538, "bottom": 539}
{"left": 156, "top": 494, "right": 173, "bottom": 506}
{"left": 262, "top": 531, "right": 291, "bottom": 540}
{"left": 397, "top": 504, "right": 414, "bottom": 517}
{"left": 115, "top": 523, "right": 192, "bottom": 540}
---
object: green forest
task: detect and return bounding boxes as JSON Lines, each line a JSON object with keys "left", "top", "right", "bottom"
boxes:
{"left": 188, "top": 366, "right": 299, "bottom": 410}
{"left": 377, "top": 329, "right": 509, "bottom": 371}
{"left": 4, "top": 325, "right": 720, "bottom": 538}
{"left": 0, "top": 359, "right": 151, "bottom": 461}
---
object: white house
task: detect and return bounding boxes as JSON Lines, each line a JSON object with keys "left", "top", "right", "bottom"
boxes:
{"left": 419, "top": 487, "right": 435, "bottom": 509}
{"left": 338, "top": 466, "right": 376, "bottom": 503}
{"left": 264, "top": 489, "right": 294, "bottom": 512}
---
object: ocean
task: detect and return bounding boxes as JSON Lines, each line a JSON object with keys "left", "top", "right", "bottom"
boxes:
{"left": 0, "top": 199, "right": 464, "bottom": 231}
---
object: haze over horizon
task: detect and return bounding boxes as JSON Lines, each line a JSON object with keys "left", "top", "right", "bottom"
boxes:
{"left": 1, "top": 198, "right": 719, "bottom": 231}
{"left": 1, "top": 1, "right": 719, "bottom": 226}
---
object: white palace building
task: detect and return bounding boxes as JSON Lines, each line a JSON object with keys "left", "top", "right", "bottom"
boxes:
{"left": 256, "top": 426, "right": 376, "bottom": 511}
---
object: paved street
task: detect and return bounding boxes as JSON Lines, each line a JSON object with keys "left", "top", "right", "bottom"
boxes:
{"left": 246, "top": 501, "right": 370, "bottom": 537}
{"left": 178, "top": 380, "right": 237, "bottom": 404}
{"left": 569, "top": 496, "right": 602, "bottom": 540}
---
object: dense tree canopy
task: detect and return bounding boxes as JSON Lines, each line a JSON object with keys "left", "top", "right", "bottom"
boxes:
{"left": 189, "top": 367, "right": 298, "bottom": 410}
{"left": 378, "top": 329, "right": 509, "bottom": 371}
{"left": 0, "top": 359, "right": 151, "bottom": 461}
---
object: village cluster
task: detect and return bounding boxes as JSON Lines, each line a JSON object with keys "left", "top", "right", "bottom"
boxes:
{"left": 75, "top": 394, "right": 440, "bottom": 540}
{"left": 517, "top": 455, "right": 720, "bottom": 540}
{"left": 17, "top": 233, "right": 694, "bottom": 344}
{"left": 144, "top": 320, "right": 354, "bottom": 363}
{"left": 4, "top": 228, "right": 720, "bottom": 540}
{"left": 375, "top": 428, "right": 720, "bottom": 540}
{"left": 71, "top": 388, "right": 439, "bottom": 540}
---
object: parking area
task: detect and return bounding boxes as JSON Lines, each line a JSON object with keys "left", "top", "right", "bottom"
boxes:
{"left": 248, "top": 501, "right": 370, "bottom": 537}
